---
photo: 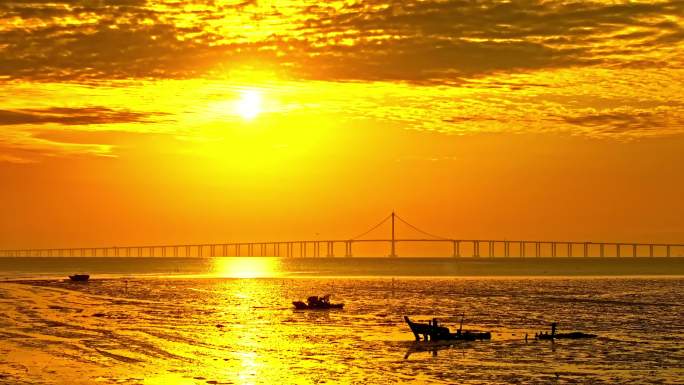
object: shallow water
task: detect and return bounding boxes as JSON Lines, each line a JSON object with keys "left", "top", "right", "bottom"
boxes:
{"left": 1, "top": 257, "right": 683, "bottom": 279}
{"left": 1, "top": 265, "right": 683, "bottom": 384}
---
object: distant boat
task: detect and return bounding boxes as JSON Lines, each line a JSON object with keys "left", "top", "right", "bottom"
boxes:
{"left": 292, "top": 295, "right": 344, "bottom": 310}
{"left": 68, "top": 274, "right": 90, "bottom": 282}
{"left": 536, "top": 331, "right": 597, "bottom": 340}
{"left": 535, "top": 322, "right": 596, "bottom": 340}
{"left": 404, "top": 316, "right": 491, "bottom": 342}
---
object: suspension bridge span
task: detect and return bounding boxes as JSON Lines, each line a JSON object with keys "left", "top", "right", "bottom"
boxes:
{"left": 0, "top": 213, "right": 682, "bottom": 258}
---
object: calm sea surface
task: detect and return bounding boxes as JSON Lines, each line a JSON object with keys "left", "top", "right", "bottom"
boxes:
{"left": 0, "top": 257, "right": 682, "bottom": 385}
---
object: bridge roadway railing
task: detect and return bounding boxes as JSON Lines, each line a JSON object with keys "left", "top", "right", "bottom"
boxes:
{"left": 0, "top": 239, "right": 683, "bottom": 258}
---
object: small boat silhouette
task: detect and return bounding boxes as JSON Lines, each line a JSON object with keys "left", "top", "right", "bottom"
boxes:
{"left": 292, "top": 295, "right": 344, "bottom": 310}
{"left": 404, "top": 316, "right": 491, "bottom": 342}
{"left": 535, "top": 322, "right": 596, "bottom": 340}
{"left": 68, "top": 274, "right": 90, "bottom": 282}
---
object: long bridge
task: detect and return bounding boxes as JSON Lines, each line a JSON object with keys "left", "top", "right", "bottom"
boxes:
{"left": 0, "top": 213, "right": 682, "bottom": 258}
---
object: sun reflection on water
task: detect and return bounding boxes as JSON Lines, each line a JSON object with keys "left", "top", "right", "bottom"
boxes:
{"left": 211, "top": 257, "right": 282, "bottom": 278}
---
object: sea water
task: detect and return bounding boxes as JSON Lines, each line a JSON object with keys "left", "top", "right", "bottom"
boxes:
{"left": 0, "top": 257, "right": 682, "bottom": 384}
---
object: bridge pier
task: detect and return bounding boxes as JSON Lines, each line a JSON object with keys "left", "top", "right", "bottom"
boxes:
{"left": 616, "top": 244, "right": 621, "bottom": 258}
{"left": 583, "top": 242, "right": 589, "bottom": 258}
{"left": 326, "top": 241, "right": 334, "bottom": 257}
{"left": 473, "top": 241, "right": 480, "bottom": 257}
{"left": 649, "top": 244, "right": 654, "bottom": 257}
{"left": 600, "top": 243, "right": 604, "bottom": 257}
{"left": 667, "top": 245, "right": 671, "bottom": 257}
{"left": 452, "top": 241, "right": 460, "bottom": 258}
{"left": 519, "top": 241, "right": 524, "bottom": 257}
{"left": 632, "top": 244, "right": 637, "bottom": 258}
{"left": 345, "top": 241, "right": 352, "bottom": 257}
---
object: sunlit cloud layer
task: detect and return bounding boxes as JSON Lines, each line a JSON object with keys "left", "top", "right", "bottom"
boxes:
{"left": 2, "top": 0, "right": 682, "bottom": 81}
{"left": 1, "top": 0, "right": 683, "bottom": 161}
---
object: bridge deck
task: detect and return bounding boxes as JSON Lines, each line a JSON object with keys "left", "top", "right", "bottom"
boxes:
{"left": 1, "top": 238, "right": 682, "bottom": 258}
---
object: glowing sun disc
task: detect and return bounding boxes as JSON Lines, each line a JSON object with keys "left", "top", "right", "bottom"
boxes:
{"left": 236, "top": 90, "right": 262, "bottom": 120}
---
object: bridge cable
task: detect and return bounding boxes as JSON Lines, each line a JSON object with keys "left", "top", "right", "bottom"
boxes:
{"left": 394, "top": 214, "right": 451, "bottom": 240}
{"left": 350, "top": 213, "right": 393, "bottom": 240}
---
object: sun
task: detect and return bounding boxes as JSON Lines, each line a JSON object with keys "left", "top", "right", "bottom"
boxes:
{"left": 235, "top": 89, "right": 262, "bottom": 121}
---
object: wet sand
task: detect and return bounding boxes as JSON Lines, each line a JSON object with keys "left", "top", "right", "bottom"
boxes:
{"left": 1, "top": 275, "right": 682, "bottom": 384}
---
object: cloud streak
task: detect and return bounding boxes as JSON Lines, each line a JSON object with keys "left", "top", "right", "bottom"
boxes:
{"left": 562, "top": 108, "right": 684, "bottom": 135}
{"left": 0, "top": 107, "right": 160, "bottom": 126}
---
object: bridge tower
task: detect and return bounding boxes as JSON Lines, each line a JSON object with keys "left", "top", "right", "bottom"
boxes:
{"left": 390, "top": 211, "right": 398, "bottom": 257}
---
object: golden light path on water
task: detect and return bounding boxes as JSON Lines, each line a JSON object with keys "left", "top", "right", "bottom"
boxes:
{"left": 211, "top": 257, "right": 281, "bottom": 278}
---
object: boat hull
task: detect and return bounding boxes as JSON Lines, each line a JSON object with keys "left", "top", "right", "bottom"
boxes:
{"left": 404, "top": 316, "right": 491, "bottom": 342}
{"left": 537, "top": 332, "right": 597, "bottom": 340}
{"left": 68, "top": 274, "right": 90, "bottom": 282}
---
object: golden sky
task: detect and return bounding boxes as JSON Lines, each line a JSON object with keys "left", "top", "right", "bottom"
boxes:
{"left": 1, "top": 0, "right": 683, "bottom": 249}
